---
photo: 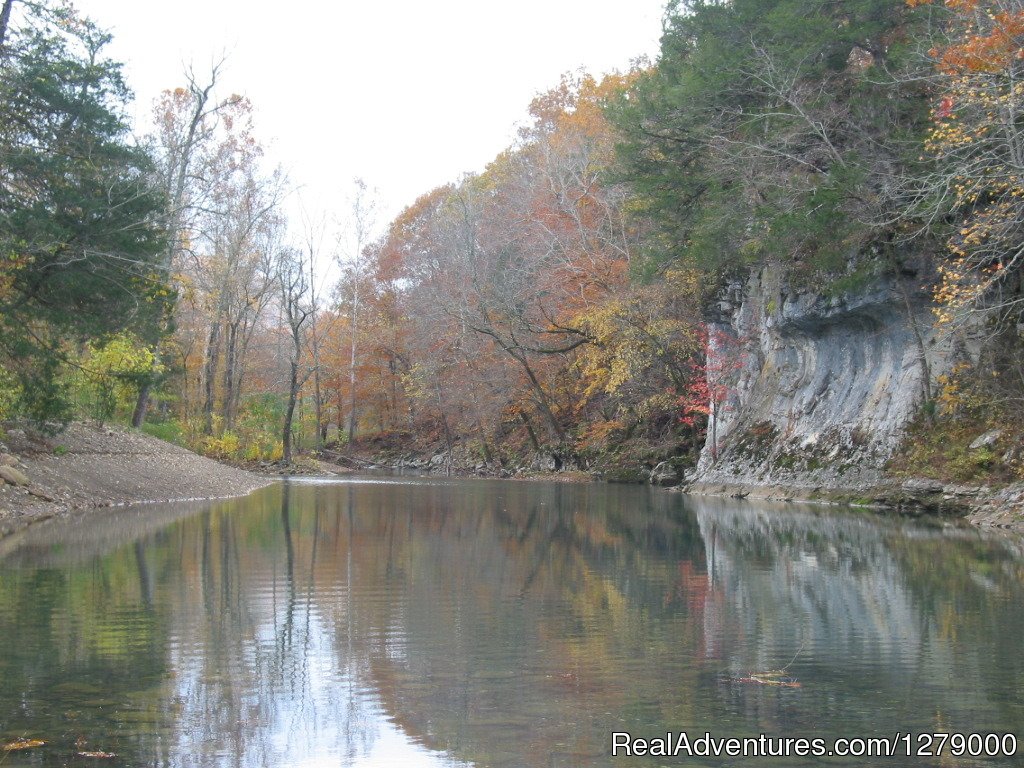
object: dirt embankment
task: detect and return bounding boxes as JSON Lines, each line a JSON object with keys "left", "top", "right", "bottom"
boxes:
{"left": 0, "top": 423, "right": 277, "bottom": 538}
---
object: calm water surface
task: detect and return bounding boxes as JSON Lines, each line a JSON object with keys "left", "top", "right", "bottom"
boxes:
{"left": 0, "top": 478, "right": 1022, "bottom": 767}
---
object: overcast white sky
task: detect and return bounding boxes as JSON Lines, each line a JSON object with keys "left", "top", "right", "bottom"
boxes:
{"left": 87, "top": 0, "right": 667, "bottom": 235}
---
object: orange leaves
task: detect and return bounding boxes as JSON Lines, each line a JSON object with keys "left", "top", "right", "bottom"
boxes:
{"left": 912, "top": 1, "right": 1024, "bottom": 73}
{"left": 907, "top": 1, "right": 979, "bottom": 10}
{"left": 936, "top": 16, "right": 1024, "bottom": 75}
{"left": 916, "top": 1, "right": 1024, "bottom": 324}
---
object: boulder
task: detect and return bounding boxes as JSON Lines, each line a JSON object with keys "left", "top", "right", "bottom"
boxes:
{"left": 530, "top": 452, "right": 559, "bottom": 472}
{"left": 970, "top": 429, "right": 1003, "bottom": 450}
{"left": 901, "top": 478, "right": 943, "bottom": 495}
{"left": 0, "top": 465, "right": 30, "bottom": 487}
{"left": 27, "top": 487, "right": 55, "bottom": 502}
{"left": 650, "top": 461, "right": 681, "bottom": 486}
{"left": 0, "top": 453, "right": 17, "bottom": 467}
{"left": 943, "top": 484, "right": 987, "bottom": 498}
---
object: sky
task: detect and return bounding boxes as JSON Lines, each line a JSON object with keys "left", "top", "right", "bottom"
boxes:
{"left": 87, "top": 0, "right": 668, "bottom": 237}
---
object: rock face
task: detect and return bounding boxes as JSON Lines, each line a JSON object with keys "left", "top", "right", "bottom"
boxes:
{"left": 692, "top": 265, "right": 954, "bottom": 495}
{"left": 969, "top": 429, "right": 1002, "bottom": 450}
{"left": 650, "top": 461, "right": 680, "bottom": 486}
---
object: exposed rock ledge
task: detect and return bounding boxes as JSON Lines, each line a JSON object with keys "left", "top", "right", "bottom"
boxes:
{"left": 682, "top": 478, "right": 1024, "bottom": 532}
{"left": 685, "top": 263, "right": 1023, "bottom": 532}
{"left": 0, "top": 422, "right": 277, "bottom": 538}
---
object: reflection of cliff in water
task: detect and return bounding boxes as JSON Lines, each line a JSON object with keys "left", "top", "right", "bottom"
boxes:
{"left": 685, "top": 496, "right": 1024, "bottom": 736}
{"left": 351, "top": 487, "right": 1024, "bottom": 766}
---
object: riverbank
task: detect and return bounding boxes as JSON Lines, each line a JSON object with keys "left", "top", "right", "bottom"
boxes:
{"left": 0, "top": 422, "right": 278, "bottom": 538}
{"left": 333, "top": 436, "right": 1024, "bottom": 532}
{"left": 679, "top": 477, "right": 1024, "bottom": 532}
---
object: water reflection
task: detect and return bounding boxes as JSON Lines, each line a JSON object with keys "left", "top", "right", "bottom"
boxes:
{"left": 0, "top": 480, "right": 1021, "bottom": 766}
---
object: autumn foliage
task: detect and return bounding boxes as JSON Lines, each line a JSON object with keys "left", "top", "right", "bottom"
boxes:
{"left": 910, "top": 0, "right": 1024, "bottom": 325}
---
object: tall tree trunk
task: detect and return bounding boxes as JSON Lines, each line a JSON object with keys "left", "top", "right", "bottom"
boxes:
{"left": 283, "top": 360, "right": 299, "bottom": 464}
{"left": 337, "top": 386, "right": 344, "bottom": 437}
{"left": 520, "top": 412, "right": 541, "bottom": 451}
{"left": 434, "top": 378, "right": 454, "bottom": 476}
{"left": 517, "top": 355, "right": 567, "bottom": 442}
{"left": 222, "top": 322, "right": 238, "bottom": 430}
{"left": 0, "top": 0, "right": 14, "bottom": 53}
{"left": 202, "top": 320, "right": 222, "bottom": 435}
{"left": 310, "top": 324, "right": 323, "bottom": 449}
{"left": 347, "top": 284, "right": 360, "bottom": 442}
{"left": 131, "top": 381, "right": 153, "bottom": 428}
{"left": 389, "top": 356, "right": 399, "bottom": 432}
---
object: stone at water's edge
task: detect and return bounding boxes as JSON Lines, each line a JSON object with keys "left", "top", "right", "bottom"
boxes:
{"left": 650, "top": 461, "right": 680, "bottom": 486}
{"left": 0, "top": 465, "right": 30, "bottom": 487}
{"left": 901, "top": 478, "right": 944, "bottom": 495}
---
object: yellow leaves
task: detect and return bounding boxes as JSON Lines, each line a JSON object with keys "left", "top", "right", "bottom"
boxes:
{"left": 578, "top": 418, "right": 626, "bottom": 448}
{"left": 83, "top": 334, "right": 161, "bottom": 380}
{"left": 935, "top": 363, "right": 987, "bottom": 416}
{"left": 201, "top": 430, "right": 240, "bottom": 459}
{"left": 0, "top": 365, "right": 20, "bottom": 422}
{"left": 399, "top": 363, "right": 434, "bottom": 404}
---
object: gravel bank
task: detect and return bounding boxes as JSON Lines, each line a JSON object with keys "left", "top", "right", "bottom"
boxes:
{"left": 0, "top": 422, "right": 277, "bottom": 538}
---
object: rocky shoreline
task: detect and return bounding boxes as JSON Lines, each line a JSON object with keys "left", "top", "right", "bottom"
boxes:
{"left": 2, "top": 423, "right": 1019, "bottom": 539}
{"left": 0, "top": 422, "right": 278, "bottom": 539}
{"left": 681, "top": 476, "right": 1024, "bottom": 532}
{"left": 326, "top": 441, "right": 1024, "bottom": 532}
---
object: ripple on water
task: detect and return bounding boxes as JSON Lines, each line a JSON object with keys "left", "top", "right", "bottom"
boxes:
{"left": 0, "top": 481, "right": 1022, "bottom": 767}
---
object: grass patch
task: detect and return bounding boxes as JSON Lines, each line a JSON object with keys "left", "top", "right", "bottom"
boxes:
{"left": 888, "top": 415, "right": 1018, "bottom": 485}
{"left": 141, "top": 420, "right": 185, "bottom": 445}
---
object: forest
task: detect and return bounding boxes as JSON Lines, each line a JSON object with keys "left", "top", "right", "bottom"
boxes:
{"left": 2, "top": 0, "right": 1024, "bottom": 484}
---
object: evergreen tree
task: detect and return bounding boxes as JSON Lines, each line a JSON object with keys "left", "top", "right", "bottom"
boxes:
{"left": 0, "top": 1, "right": 169, "bottom": 423}
{"left": 612, "top": 0, "right": 929, "bottom": 282}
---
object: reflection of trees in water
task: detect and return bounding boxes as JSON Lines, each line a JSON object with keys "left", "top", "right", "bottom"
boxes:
{"left": 310, "top": 481, "right": 711, "bottom": 768}
{"left": 160, "top": 484, "right": 393, "bottom": 767}
{"left": 1, "top": 483, "right": 1023, "bottom": 767}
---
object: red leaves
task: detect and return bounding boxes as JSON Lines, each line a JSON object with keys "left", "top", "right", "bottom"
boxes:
{"left": 678, "top": 325, "right": 746, "bottom": 427}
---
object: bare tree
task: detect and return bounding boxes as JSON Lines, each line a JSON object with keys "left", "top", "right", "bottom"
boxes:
{"left": 196, "top": 161, "right": 284, "bottom": 434}
{"left": 277, "top": 246, "right": 314, "bottom": 464}
{"left": 300, "top": 204, "right": 329, "bottom": 447}
{"left": 132, "top": 61, "right": 246, "bottom": 427}
{"left": 336, "top": 178, "right": 376, "bottom": 443}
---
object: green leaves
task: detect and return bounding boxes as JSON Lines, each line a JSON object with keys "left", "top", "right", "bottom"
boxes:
{"left": 0, "top": 1, "right": 170, "bottom": 424}
{"left": 611, "top": 0, "right": 926, "bottom": 282}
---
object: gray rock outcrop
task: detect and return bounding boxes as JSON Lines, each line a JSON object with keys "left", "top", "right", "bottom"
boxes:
{"left": 650, "top": 461, "right": 680, "bottom": 486}
{"left": 691, "top": 264, "right": 956, "bottom": 495}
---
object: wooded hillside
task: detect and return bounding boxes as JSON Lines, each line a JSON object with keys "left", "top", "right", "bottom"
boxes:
{"left": 3, "top": 0, "right": 1023, "bottom": 485}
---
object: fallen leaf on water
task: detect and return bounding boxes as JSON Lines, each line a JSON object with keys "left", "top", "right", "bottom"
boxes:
{"left": 3, "top": 738, "right": 46, "bottom": 750}
{"left": 733, "top": 669, "right": 802, "bottom": 688}
{"left": 77, "top": 751, "right": 117, "bottom": 758}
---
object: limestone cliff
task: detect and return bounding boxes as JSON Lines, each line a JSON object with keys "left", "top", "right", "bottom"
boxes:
{"left": 691, "top": 264, "right": 951, "bottom": 496}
